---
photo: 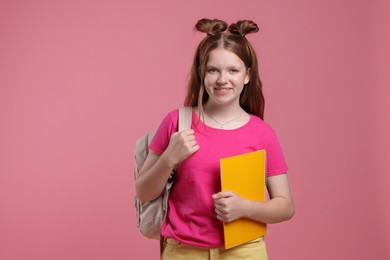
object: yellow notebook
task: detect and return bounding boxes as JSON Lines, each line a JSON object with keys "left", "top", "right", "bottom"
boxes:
{"left": 220, "top": 150, "right": 267, "bottom": 249}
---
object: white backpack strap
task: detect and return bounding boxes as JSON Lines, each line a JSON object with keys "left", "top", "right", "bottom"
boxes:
{"left": 178, "top": 107, "right": 192, "bottom": 132}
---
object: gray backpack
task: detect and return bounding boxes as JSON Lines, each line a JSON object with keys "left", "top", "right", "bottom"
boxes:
{"left": 134, "top": 107, "right": 192, "bottom": 239}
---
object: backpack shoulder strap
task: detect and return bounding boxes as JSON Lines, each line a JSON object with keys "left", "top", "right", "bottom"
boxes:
{"left": 178, "top": 107, "right": 192, "bottom": 132}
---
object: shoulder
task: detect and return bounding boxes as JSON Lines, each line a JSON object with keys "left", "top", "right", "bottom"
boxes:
{"left": 247, "top": 115, "right": 280, "bottom": 146}
{"left": 157, "top": 108, "right": 180, "bottom": 131}
{"left": 157, "top": 108, "right": 179, "bottom": 123}
{"left": 248, "top": 115, "right": 276, "bottom": 135}
{"left": 166, "top": 108, "right": 179, "bottom": 121}
{"left": 150, "top": 108, "right": 180, "bottom": 152}
{"left": 163, "top": 108, "right": 179, "bottom": 127}
{"left": 164, "top": 107, "right": 192, "bottom": 126}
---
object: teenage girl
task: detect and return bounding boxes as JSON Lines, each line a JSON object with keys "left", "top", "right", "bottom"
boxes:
{"left": 135, "top": 18, "right": 295, "bottom": 259}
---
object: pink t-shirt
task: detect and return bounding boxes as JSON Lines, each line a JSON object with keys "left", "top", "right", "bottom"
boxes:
{"left": 149, "top": 109, "right": 288, "bottom": 247}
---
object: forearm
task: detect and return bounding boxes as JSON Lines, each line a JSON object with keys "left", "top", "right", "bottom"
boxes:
{"left": 242, "top": 196, "right": 295, "bottom": 224}
{"left": 135, "top": 154, "right": 175, "bottom": 203}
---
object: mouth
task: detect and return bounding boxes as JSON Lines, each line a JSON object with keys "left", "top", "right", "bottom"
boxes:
{"left": 214, "top": 87, "right": 232, "bottom": 94}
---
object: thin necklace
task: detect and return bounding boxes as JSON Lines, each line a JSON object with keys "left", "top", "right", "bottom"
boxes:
{"left": 206, "top": 110, "right": 244, "bottom": 129}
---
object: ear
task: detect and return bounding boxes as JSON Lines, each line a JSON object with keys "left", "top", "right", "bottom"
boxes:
{"left": 244, "top": 68, "right": 251, "bottom": 84}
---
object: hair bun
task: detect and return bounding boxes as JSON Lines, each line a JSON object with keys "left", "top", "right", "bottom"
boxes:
{"left": 195, "top": 18, "right": 228, "bottom": 35}
{"left": 228, "top": 20, "right": 259, "bottom": 36}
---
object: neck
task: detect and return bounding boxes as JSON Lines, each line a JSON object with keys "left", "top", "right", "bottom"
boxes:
{"left": 200, "top": 102, "right": 249, "bottom": 130}
{"left": 203, "top": 102, "right": 243, "bottom": 118}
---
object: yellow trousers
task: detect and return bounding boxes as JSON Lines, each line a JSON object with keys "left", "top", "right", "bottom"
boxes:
{"left": 162, "top": 237, "right": 268, "bottom": 260}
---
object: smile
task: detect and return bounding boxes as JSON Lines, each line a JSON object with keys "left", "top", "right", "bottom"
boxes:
{"left": 214, "top": 88, "right": 232, "bottom": 93}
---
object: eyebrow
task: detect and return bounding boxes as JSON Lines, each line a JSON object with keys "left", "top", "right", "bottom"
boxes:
{"left": 206, "top": 65, "right": 242, "bottom": 69}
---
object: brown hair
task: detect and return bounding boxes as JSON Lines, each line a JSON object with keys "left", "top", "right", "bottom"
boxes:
{"left": 184, "top": 18, "right": 265, "bottom": 119}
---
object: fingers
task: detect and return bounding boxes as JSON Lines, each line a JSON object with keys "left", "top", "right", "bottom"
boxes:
{"left": 179, "top": 129, "right": 195, "bottom": 135}
{"left": 175, "top": 130, "right": 199, "bottom": 152}
{"left": 175, "top": 129, "right": 195, "bottom": 142}
{"left": 212, "top": 191, "right": 234, "bottom": 200}
{"left": 214, "top": 200, "right": 232, "bottom": 222}
{"left": 167, "top": 130, "right": 199, "bottom": 165}
{"left": 215, "top": 207, "right": 227, "bottom": 222}
{"left": 213, "top": 191, "right": 240, "bottom": 223}
{"left": 190, "top": 143, "right": 200, "bottom": 153}
{"left": 212, "top": 193, "right": 229, "bottom": 217}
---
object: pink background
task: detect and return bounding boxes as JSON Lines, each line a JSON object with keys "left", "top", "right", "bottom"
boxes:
{"left": 1, "top": 0, "right": 389, "bottom": 259}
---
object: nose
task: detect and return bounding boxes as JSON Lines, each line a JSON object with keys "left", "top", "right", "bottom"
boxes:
{"left": 216, "top": 72, "right": 228, "bottom": 85}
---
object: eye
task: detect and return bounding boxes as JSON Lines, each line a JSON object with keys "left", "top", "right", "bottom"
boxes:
{"left": 207, "top": 67, "right": 218, "bottom": 73}
{"left": 229, "top": 68, "right": 240, "bottom": 73}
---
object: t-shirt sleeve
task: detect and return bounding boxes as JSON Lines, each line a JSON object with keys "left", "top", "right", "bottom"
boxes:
{"left": 265, "top": 130, "right": 289, "bottom": 176}
{"left": 149, "top": 110, "right": 178, "bottom": 155}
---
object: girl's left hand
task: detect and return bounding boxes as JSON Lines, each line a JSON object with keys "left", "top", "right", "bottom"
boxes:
{"left": 212, "top": 191, "right": 245, "bottom": 223}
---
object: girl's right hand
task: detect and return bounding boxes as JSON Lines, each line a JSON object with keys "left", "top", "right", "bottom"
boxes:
{"left": 161, "top": 129, "right": 199, "bottom": 167}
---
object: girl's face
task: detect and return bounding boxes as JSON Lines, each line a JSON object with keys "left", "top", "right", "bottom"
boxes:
{"left": 204, "top": 47, "right": 249, "bottom": 107}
